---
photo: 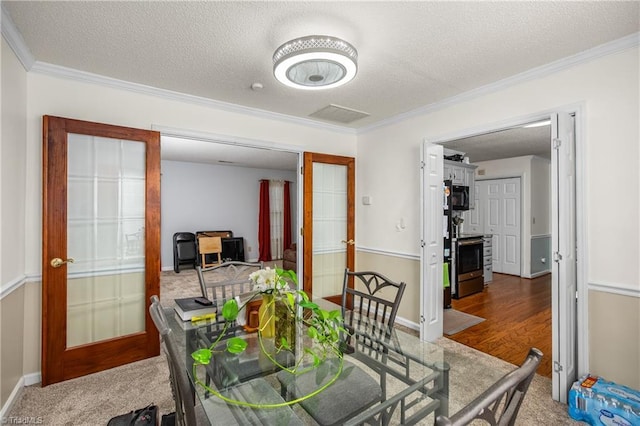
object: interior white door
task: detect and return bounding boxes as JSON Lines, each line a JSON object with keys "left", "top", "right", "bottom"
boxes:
{"left": 485, "top": 182, "right": 501, "bottom": 271}
{"left": 501, "top": 178, "right": 521, "bottom": 275}
{"left": 483, "top": 178, "right": 521, "bottom": 275}
{"left": 420, "top": 142, "right": 444, "bottom": 341}
{"left": 551, "top": 113, "right": 577, "bottom": 403}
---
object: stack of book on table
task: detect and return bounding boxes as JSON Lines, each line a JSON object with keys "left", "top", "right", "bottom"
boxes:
{"left": 174, "top": 297, "right": 217, "bottom": 322}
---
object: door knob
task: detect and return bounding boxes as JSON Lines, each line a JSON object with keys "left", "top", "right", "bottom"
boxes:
{"left": 341, "top": 239, "right": 355, "bottom": 245}
{"left": 50, "top": 257, "right": 74, "bottom": 268}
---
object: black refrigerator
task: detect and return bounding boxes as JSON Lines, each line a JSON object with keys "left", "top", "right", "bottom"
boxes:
{"left": 443, "top": 180, "right": 453, "bottom": 308}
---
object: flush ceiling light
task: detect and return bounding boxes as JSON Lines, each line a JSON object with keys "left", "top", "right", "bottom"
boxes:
{"left": 273, "top": 35, "right": 358, "bottom": 90}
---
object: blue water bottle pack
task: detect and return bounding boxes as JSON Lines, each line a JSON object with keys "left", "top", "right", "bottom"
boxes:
{"left": 568, "top": 375, "right": 640, "bottom": 425}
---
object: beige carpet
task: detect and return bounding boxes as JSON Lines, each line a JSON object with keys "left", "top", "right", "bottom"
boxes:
{"left": 443, "top": 309, "right": 485, "bottom": 335}
{"left": 7, "top": 269, "right": 579, "bottom": 425}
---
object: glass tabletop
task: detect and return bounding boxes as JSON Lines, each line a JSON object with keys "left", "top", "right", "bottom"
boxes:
{"left": 164, "top": 299, "right": 506, "bottom": 425}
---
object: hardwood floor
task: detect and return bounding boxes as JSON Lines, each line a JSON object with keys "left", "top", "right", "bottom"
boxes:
{"left": 449, "top": 272, "right": 552, "bottom": 377}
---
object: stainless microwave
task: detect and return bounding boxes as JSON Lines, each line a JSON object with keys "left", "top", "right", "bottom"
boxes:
{"left": 451, "top": 185, "right": 469, "bottom": 210}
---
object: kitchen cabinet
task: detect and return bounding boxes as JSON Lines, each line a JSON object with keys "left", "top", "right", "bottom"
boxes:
{"left": 483, "top": 234, "right": 493, "bottom": 283}
{"left": 444, "top": 160, "right": 477, "bottom": 208}
{"left": 464, "top": 167, "right": 476, "bottom": 209}
{"left": 444, "top": 160, "right": 465, "bottom": 185}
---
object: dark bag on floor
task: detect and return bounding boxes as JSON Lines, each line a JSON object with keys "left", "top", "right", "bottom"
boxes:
{"left": 107, "top": 404, "right": 158, "bottom": 425}
{"left": 160, "top": 412, "right": 175, "bottom": 426}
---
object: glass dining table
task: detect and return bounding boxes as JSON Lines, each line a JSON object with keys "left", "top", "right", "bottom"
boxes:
{"left": 165, "top": 298, "right": 506, "bottom": 425}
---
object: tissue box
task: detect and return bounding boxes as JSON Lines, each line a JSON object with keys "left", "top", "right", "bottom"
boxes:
{"left": 568, "top": 375, "right": 640, "bottom": 425}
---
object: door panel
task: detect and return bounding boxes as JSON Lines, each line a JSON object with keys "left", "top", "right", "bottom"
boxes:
{"left": 551, "top": 112, "right": 577, "bottom": 402}
{"left": 42, "top": 116, "right": 160, "bottom": 385}
{"left": 482, "top": 178, "right": 521, "bottom": 275}
{"left": 486, "top": 184, "right": 501, "bottom": 270}
{"left": 420, "top": 142, "right": 444, "bottom": 341}
{"left": 500, "top": 178, "right": 521, "bottom": 275}
{"left": 303, "top": 153, "right": 355, "bottom": 305}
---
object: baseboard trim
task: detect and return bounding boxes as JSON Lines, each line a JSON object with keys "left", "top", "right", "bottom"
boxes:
{"left": 529, "top": 270, "right": 551, "bottom": 279}
{"left": 23, "top": 372, "right": 41, "bottom": 386}
{"left": 0, "top": 376, "right": 24, "bottom": 420}
{"left": 395, "top": 316, "right": 420, "bottom": 332}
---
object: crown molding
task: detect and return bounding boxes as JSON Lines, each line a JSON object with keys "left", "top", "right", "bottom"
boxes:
{"left": 359, "top": 32, "right": 640, "bottom": 134}
{"left": 1, "top": 4, "right": 35, "bottom": 70}
{"left": 4, "top": 3, "right": 637, "bottom": 137}
{"left": 28, "top": 61, "right": 357, "bottom": 135}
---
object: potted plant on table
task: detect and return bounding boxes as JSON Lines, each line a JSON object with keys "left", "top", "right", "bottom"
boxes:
{"left": 190, "top": 266, "right": 348, "bottom": 407}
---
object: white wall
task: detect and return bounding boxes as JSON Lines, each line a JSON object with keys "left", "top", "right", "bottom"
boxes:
{"left": 356, "top": 46, "right": 639, "bottom": 388}
{"left": 1, "top": 39, "right": 27, "bottom": 285}
{"left": 530, "top": 156, "right": 551, "bottom": 236}
{"left": 1, "top": 38, "right": 27, "bottom": 409}
{"left": 161, "top": 160, "right": 297, "bottom": 267}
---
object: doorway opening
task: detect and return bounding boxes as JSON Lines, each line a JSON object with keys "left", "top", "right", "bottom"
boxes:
{"left": 158, "top": 132, "right": 302, "bottom": 275}
{"left": 421, "top": 110, "right": 583, "bottom": 403}
{"left": 441, "top": 124, "right": 550, "bottom": 375}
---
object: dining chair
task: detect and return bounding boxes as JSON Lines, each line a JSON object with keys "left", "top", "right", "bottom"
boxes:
{"left": 435, "top": 347, "right": 543, "bottom": 426}
{"left": 342, "top": 268, "right": 407, "bottom": 338}
{"left": 149, "top": 295, "right": 197, "bottom": 426}
{"left": 196, "top": 261, "right": 263, "bottom": 305}
{"left": 277, "top": 269, "right": 407, "bottom": 426}
{"left": 196, "top": 261, "right": 270, "bottom": 388}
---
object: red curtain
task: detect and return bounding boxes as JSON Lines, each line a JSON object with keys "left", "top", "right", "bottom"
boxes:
{"left": 283, "top": 181, "right": 292, "bottom": 250}
{"left": 258, "top": 180, "right": 271, "bottom": 261}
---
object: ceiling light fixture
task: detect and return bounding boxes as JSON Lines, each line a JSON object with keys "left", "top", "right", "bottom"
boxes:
{"left": 273, "top": 35, "right": 358, "bottom": 90}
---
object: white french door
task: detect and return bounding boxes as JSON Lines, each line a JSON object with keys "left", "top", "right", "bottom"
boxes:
{"left": 551, "top": 112, "right": 578, "bottom": 403}
{"left": 420, "top": 142, "right": 444, "bottom": 341}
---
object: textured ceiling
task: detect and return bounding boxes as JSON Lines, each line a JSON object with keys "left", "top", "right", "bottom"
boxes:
{"left": 161, "top": 136, "right": 300, "bottom": 170}
{"left": 442, "top": 124, "right": 551, "bottom": 163}
{"left": 3, "top": 1, "right": 638, "bottom": 165}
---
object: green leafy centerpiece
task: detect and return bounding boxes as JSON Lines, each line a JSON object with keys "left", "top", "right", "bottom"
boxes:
{"left": 190, "top": 266, "right": 348, "bottom": 408}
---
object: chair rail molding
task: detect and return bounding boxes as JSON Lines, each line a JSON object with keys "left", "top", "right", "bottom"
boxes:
{"left": 357, "top": 246, "right": 420, "bottom": 261}
{"left": 589, "top": 282, "right": 640, "bottom": 298}
{"left": 0, "top": 275, "right": 27, "bottom": 300}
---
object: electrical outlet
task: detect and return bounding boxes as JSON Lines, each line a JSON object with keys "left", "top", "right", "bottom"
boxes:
{"left": 247, "top": 246, "right": 252, "bottom": 252}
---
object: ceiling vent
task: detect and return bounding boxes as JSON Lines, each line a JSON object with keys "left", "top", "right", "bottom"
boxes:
{"left": 309, "top": 104, "right": 370, "bottom": 124}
